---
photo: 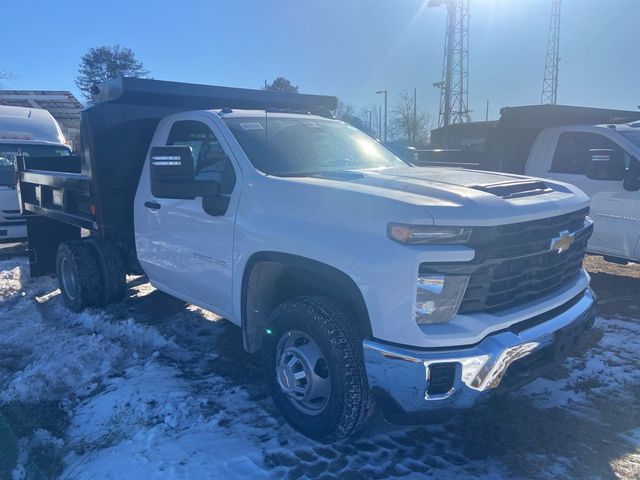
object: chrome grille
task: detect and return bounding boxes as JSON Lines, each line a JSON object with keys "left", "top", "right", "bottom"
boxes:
{"left": 420, "top": 208, "right": 592, "bottom": 314}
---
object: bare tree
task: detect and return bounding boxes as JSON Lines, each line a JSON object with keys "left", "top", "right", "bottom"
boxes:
{"left": 334, "top": 100, "right": 369, "bottom": 133}
{"left": 0, "top": 70, "right": 12, "bottom": 88}
{"left": 390, "top": 90, "right": 432, "bottom": 146}
{"left": 76, "top": 45, "right": 150, "bottom": 100}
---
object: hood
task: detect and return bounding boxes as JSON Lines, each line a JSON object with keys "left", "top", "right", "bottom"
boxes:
{"left": 290, "top": 166, "right": 590, "bottom": 226}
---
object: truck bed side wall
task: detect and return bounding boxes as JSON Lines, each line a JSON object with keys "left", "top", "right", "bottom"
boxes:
{"left": 82, "top": 104, "right": 174, "bottom": 252}
{"left": 483, "top": 127, "right": 542, "bottom": 174}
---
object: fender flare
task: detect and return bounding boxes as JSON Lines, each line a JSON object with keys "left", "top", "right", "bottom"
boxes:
{"left": 241, "top": 251, "right": 372, "bottom": 352}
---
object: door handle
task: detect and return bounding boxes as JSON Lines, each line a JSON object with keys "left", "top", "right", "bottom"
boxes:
{"left": 144, "top": 201, "right": 161, "bottom": 210}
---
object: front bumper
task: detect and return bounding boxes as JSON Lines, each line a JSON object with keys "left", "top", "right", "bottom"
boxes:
{"left": 363, "top": 288, "right": 596, "bottom": 418}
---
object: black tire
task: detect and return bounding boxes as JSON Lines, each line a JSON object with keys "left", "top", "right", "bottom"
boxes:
{"left": 56, "top": 241, "right": 103, "bottom": 312}
{"left": 86, "top": 237, "right": 127, "bottom": 306}
{"left": 264, "top": 296, "right": 374, "bottom": 443}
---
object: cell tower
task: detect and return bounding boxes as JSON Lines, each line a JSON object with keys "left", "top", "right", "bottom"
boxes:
{"left": 541, "top": 0, "right": 561, "bottom": 105}
{"left": 430, "top": 0, "right": 470, "bottom": 128}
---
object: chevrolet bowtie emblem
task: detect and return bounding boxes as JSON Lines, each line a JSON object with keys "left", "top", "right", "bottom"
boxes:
{"left": 550, "top": 230, "right": 575, "bottom": 254}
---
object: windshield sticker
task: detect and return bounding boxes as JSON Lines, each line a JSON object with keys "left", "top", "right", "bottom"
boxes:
{"left": 240, "top": 122, "right": 264, "bottom": 131}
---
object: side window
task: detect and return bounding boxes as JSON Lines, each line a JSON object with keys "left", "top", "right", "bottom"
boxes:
{"left": 551, "top": 132, "right": 627, "bottom": 175}
{"left": 166, "top": 120, "right": 236, "bottom": 194}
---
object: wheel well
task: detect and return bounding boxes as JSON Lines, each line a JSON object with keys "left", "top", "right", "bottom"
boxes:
{"left": 241, "top": 252, "right": 372, "bottom": 353}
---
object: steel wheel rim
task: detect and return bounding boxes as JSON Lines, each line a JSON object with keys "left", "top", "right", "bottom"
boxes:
{"left": 60, "top": 257, "right": 78, "bottom": 301}
{"left": 275, "top": 330, "right": 331, "bottom": 416}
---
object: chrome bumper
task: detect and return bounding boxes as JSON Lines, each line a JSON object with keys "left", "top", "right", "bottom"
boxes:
{"left": 363, "top": 288, "right": 596, "bottom": 417}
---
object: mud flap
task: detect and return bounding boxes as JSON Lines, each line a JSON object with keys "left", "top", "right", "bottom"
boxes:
{"left": 27, "top": 216, "right": 80, "bottom": 277}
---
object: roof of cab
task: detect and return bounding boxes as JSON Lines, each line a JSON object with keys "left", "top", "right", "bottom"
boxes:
{"left": 214, "top": 108, "right": 331, "bottom": 120}
{"left": 0, "top": 105, "right": 66, "bottom": 144}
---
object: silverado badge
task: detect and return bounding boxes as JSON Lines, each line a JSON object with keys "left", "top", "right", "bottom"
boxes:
{"left": 550, "top": 230, "right": 575, "bottom": 254}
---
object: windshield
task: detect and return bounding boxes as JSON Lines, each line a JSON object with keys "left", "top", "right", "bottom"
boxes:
{"left": 0, "top": 143, "right": 70, "bottom": 186}
{"left": 0, "top": 143, "right": 70, "bottom": 164}
{"left": 224, "top": 117, "right": 407, "bottom": 176}
{"left": 620, "top": 130, "right": 640, "bottom": 149}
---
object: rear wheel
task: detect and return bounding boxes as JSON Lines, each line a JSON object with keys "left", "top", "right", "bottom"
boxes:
{"left": 56, "top": 241, "right": 102, "bottom": 312}
{"left": 265, "top": 296, "right": 374, "bottom": 443}
{"left": 86, "top": 237, "right": 127, "bottom": 306}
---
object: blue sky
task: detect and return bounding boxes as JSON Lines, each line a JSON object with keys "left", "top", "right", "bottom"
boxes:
{"left": 2, "top": 0, "right": 638, "bottom": 120}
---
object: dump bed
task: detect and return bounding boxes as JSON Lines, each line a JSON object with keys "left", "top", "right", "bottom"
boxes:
{"left": 417, "top": 104, "right": 640, "bottom": 173}
{"left": 16, "top": 77, "right": 337, "bottom": 269}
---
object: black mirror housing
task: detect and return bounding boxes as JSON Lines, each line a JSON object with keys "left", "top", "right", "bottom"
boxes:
{"left": 585, "top": 148, "right": 626, "bottom": 181}
{"left": 150, "top": 146, "right": 194, "bottom": 179}
{"left": 149, "top": 145, "right": 220, "bottom": 199}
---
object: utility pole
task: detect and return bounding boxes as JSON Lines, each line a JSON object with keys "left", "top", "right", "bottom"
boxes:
{"left": 365, "top": 110, "right": 372, "bottom": 135}
{"left": 376, "top": 90, "right": 388, "bottom": 143}
{"left": 429, "top": 0, "right": 470, "bottom": 130}
{"left": 413, "top": 88, "right": 417, "bottom": 146}
{"left": 378, "top": 105, "right": 382, "bottom": 140}
{"left": 541, "top": 0, "right": 561, "bottom": 104}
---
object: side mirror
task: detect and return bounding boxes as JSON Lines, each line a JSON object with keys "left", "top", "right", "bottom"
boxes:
{"left": 149, "top": 146, "right": 219, "bottom": 199}
{"left": 623, "top": 157, "right": 640, "bottom": 191}
{"left": 585, "top": 149, "right": 626, "bottom": 181}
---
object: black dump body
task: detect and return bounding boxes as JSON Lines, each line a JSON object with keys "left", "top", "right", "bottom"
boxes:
{"left": 16, "top": 77, "right": 337, "bottom": 274}
{"left": 416, "top": 104, "right": 640, "bottom": 173}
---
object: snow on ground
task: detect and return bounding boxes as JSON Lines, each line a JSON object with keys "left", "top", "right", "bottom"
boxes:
{"left": 0, "top": 256, "right": 639, "bottom": 479}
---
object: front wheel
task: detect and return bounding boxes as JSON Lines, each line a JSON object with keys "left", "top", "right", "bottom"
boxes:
{"left": 265, "top": 296, "right": 374, "bottom": 443}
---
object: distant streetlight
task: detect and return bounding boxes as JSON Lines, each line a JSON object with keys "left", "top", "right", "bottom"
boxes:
{"left": 376, "top": 90, "right": 388, "bottom": 143}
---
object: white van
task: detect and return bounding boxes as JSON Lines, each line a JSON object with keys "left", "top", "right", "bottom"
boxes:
{"left": 525, "top": 122, "right": 640, "bottom": 264}
{"left": 0, "top": 105, "right": 72, "bottom": 241}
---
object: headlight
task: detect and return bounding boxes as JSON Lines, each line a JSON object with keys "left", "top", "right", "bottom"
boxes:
{"left": 388, "top": 223, "right": 471, "bottom": 244}
{"left": 415, "top": 273, "right": 469, "bottom": 324}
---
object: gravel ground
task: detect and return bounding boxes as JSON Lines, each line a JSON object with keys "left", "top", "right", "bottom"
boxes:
{"left": 0, "top": 246, "right": 638, "bottom": 479}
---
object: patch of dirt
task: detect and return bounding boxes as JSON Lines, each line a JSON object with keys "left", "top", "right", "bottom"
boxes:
{"left": 584, "top": 255, "right": 640, "bottom": 319}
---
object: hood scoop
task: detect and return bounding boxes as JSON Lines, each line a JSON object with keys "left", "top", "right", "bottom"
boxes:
{"left": 470, "top": 180, "right": 553, "bottom": 199}
{"left": 309, "top": 171, "right": 365, "bottom": 181}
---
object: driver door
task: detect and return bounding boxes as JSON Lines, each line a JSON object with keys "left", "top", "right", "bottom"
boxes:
{"left": 137, "top": 115, "right": 239, "bottom": 316}
{"left": 550, "top": 131, "right": 640, "bottom": 258}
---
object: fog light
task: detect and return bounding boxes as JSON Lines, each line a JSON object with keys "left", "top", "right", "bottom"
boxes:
{"left": 416, "top": 274, "right": 469, "bottom": 324}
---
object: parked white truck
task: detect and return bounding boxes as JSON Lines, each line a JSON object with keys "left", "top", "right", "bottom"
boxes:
{"left": 0, "top": 105, "right": 71, "bottom": 241}
{"left": 17, "top": 79, "right": 597, "bottom": 442}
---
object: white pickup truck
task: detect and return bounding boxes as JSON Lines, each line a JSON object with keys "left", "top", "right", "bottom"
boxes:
{"left": 17, "top": 78, "right": 597, "bottom": 442}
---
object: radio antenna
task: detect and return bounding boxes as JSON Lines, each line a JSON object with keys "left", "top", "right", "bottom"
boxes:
{"left": 264, "top": 79, "right": 269, "bottom": 176}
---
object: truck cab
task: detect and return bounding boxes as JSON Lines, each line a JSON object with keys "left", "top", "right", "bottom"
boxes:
{"left": 0, "top": 105, "right": 71, "bottom": 241}
{"left": 525, "top": 122, "right": 640, "bottom": 263}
